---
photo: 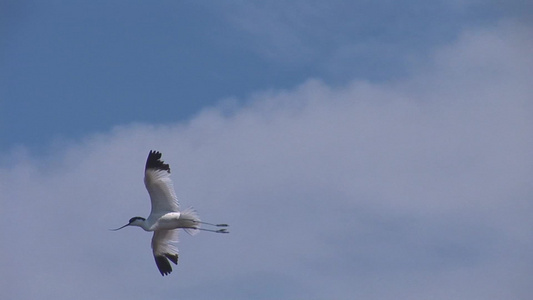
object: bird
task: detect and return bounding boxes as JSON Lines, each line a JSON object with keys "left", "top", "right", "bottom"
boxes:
{"left": 111, "top": 150, "right": 228, "bottom": 276}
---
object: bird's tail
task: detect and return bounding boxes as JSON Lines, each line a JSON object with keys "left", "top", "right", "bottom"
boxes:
{"left": 181, "top": 207, "right": 200, "bottom": 236}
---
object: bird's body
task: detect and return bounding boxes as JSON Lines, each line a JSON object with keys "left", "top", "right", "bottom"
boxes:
{"left": 129, "top": 211, "right": 199, "bottom": 232}
{"left": 112, "top": 150, "right": 228, "bottom": 276}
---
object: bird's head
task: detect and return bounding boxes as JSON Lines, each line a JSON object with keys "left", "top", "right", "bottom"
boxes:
{"left": 110, "top": 217, "right": 146, "bottom": 231}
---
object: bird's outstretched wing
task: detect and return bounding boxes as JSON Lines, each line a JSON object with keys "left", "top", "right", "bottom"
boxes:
{"left": 152, "top": 229, "right": 179, "bottom": 276}
{"left": 144, "top": 150, "right": 180, "bottom": 214}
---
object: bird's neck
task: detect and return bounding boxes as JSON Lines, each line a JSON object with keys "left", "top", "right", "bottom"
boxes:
{"left": 131, "top": 221, "right": 151, "bottom": 231}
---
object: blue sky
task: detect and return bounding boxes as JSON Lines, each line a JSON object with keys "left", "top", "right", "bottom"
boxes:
{"left": 1, "top": 0, "right": 521, "bottom": 152}
{"left": 1, "top": 1, "right": 532, "bottom": 300}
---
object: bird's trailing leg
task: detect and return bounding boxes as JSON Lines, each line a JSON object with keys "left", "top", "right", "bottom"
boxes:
{"left": 182, "top": 219, "right": 229, "bottom": 233}
{"left": 185, "top": 227, "right": 229, "bottom": 233}
{"left": 195, "top": 221, "right": 229, "bottom": 227}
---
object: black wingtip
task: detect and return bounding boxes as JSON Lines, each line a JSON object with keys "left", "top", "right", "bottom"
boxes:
{"left": 146, "top": 150, "right": 170, "bottom": 173}
{"left": 165, "top": 253, "right": 179, "bottom": 265}
{"left": 155, "top": 255, "right": 173, "bottom": 276}
{"left": 154, "top": 253, "right": 178, "bottom": 276}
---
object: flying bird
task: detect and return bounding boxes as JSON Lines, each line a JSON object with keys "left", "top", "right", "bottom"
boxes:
{"left": 112, "top": 150, "right": 228, "bottom": 276}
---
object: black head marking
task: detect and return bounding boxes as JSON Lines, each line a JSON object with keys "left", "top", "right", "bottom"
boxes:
{"left": 129, "top": 217, "right": 146, "bottom": 223}
{"left": 145, "top": 150, "right": 171, "bottom": 173}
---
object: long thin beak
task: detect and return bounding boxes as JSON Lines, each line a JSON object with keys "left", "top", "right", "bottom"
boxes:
{"left": 109, "top": 224, "right": 130, "bottom": 231}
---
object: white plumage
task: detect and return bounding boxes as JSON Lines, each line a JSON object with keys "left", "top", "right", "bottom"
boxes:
{"left": 112, "top": 150, "right": 228, "bottom": 276}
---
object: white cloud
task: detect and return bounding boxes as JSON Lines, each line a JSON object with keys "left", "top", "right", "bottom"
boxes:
{"left": 1, "top": 22, "right": 532, "bottom": 299}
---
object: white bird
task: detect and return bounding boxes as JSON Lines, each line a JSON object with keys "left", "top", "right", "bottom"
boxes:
{"left": 112, "top": 150, "right": 228, "bottom": 276}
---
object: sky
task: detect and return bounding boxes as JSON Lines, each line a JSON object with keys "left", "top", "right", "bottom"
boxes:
{"left": 1, "top": 1, "right": 532, "bottom": 299}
